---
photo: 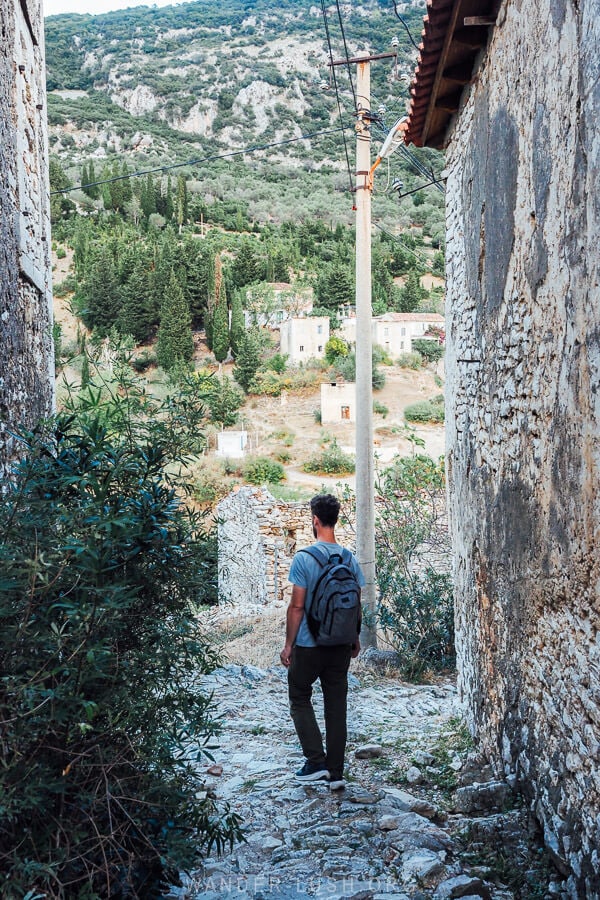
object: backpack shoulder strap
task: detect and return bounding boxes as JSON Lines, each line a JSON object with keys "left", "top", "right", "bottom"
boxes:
{"left": 299, "top": 545, "right": 329, "bottom": 567}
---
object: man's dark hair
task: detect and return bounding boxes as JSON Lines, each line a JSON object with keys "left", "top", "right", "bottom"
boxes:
{"left": 310, "top": 493, "right": 340, "bottom": 527}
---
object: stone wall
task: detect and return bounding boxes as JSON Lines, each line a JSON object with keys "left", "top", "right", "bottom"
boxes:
{"left": 444, "top": 0, "right": 600, "bottom": 893}
{"left": 217, "top": 487, "right": 355, "bottom": 613}
{"left": 0, "top": 0, "right": 54, "bottom": 481}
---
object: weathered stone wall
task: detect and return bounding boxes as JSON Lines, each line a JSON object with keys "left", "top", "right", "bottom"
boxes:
{"left": 0, "top": 0, "right": 54, "bottom": 481}
{"left": 217, "top": 487, "right": 355, "bottom": 612}
{"left": 445, "top": 0, "right": 600, "bottom": 892}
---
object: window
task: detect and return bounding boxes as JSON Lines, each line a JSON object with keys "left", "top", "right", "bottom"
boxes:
{"left": 384, "top": 327, "right": 389, "bottom": 337}
{"left": 341, "top": 406, "right": 350, "bottom": 420}
{"left": 400, "top": 341, "right": 405, "bottom": 350}
{"left": 318, "top": 345, "right": 322, "bottom": 352}
{"left": 299, "top": 345, "right": 304, "bottom": 352}
{"left": 317, "top": 324, "right": 323, "bottom": 334}
{"left": 401, "top": 327, "right": 406, "bottom": 336}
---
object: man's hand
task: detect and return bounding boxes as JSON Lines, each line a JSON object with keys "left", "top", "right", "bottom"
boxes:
{"left": 280, "top": 643, "right": 293, "bottom": 668}
{"left": 351, "top": 638, "right": 361, "bottom": 659}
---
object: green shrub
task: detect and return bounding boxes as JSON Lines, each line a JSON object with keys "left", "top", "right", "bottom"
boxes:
{"left": 412, "top": 338, "right": 445, "bottom": 364}
{"left": 324, "top": 335, "right": 349, "bottom": 363}
{"left": 313, "top": 407, "right": 322, "bottom": 424}
{"left": 131, "top": 349, "right": 158, "bottom": 372}
{"left": 404, "top": 400, "right": 445, "bottom": 424}
{"left": 373, "top": 401, "right": 389, "bottom": 418}
{"left": 266, "top": 352, "right": 288, "bottom": 374}
{"left": 303, "top": 440, "right": 355, "bottom": 475}
{"left": 56, "top": 245, "right": 67, "bottom": 259}
{"left": 53, "top": 274, "right": 77, "bottom": 297}
{"left": 244, "top": 456, "right": 285, "bottom": 485}
{"left": 251, "top": 370, "right": 282, "bottom": 396}
{"left": 397, "top": 351, "right": 423, "bottom": 369}
{"left": 0, "top": 405, "right": 241, "bottom": 896}
{"left": 378, "top": 570, "right": 455, "bottom": 679}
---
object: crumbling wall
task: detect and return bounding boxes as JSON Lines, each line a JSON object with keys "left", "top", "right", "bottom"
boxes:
{"left": 0, "top": 0, "right": 54, "bottom": 481}
{"left": 217, "top": 487, "right": 355, "bottom": 612}
{"left": 445, "top": 0, "right": 600, "bottom": 892}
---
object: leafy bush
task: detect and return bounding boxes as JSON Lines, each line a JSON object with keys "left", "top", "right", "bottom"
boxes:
{"left": 131, "top": 349, "right": 158, "bottom": 372}
{"left": 396, "top": 351, "right": 423, "bottom": 370}
{"left": 334, "top": 352, "right": 385, "bottom": 390}
{"left": 313, "top": 407, "right": 322, "bottom": 424}
{"left": 324, "top": 335, "right": 349, "bottom": 363}
{"left": 244, "top": 456, "right": 285, "bottom": 485}
{"left": 0, "top": 394, "right": 241, "bottom": 896}
{"left": 412, "top": 338, "right": 445, "bottom": 364}
{"left": 303, "top": 440, "right": 355, "bottom": 475}
{"left": 374, "top": 454, "right": 453, "bottom": 680}
{"left": 404, "top": 399, "right": 445, "bottom": 424}
{"left": 265, "top": 352, "right": 288, "bottom": 374}
{"left": 53, "top": 274, "right": 77, "bottom": 297}
{"left": 378, "top": 570, "right": 454, "bottom": 679}
{"left": 373, "top": 400, "right": 389, "bottom": 418}
{"left": 56, "top": 245, "right": 67, "bottom": 259}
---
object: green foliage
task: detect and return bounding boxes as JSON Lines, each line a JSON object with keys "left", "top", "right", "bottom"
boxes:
{"left": 397, "top": 268, "right": 426, "bottom": 313}
{"left": 397, "top": 351, "right": 423, "bottom": 369}
{"left": 156, "top": 271, "right": 194, "bottom": 371}
{"left": 233, "top": 330, "right": 261, "bottom": 392}
{"left": 404, "top": 399, "right": 445, "bottom": 424}
{"left": 53, "top": 321, "right": 63, "bottom": 373}
{"left": 244, "top": 456, "right": 285, "bottom": 485}
{"left": 303, "top": 440, "right": 355, "bottom": 475}
{"left": 131, "top": 349, "right": 158, "bottom": 372}
{"left": 374, "top": 454, "right": 453, "bottom": 679}
{"left": 211, "top": 255, "right": 230, "bottom": 363}
{"left": 265, "top": 352, "right": 288, "bottom": 374}
{"left": 0, "top": 374, "right": 241, "bottom": 897}
{"left": 378, "top": 570, "right": 454, "bottom": 679}
{"left": 315, "top": 261, "right": 354, "bottom": 310}
{"left": 205, "top": 374, "right": 244, "bottom": 428}
{"left": 333, "top": 352, "right": 385, "bottom": 390}
{"left": 373, "top": 400, "right": 388, "bottom": 418}
{"left": 229, "top": 290, "right": 245, "bottom": 357}
{"left": 412, "top": 338, "right": 445, "bottom": 364}
{"left": 324, "top": 335, "right": 349, "bottom": 363}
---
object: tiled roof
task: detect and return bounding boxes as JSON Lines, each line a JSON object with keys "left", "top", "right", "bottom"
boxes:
{"left": 374, "top": 312, "right": 445, "bottom": 322}
{"left": 404, "top": 0, "right": 498, "bottom": 148}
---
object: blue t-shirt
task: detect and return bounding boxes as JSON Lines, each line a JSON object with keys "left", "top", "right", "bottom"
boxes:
{"left": 288, "top": 541, "right": 366, "bottom": 647}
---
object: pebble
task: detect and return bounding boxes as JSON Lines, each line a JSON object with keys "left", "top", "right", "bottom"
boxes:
{"left": 163, "top": 663, "right": 554, "bottom": 899}
{"left": 406, "top": 765, "right": 424, "bottom": 784}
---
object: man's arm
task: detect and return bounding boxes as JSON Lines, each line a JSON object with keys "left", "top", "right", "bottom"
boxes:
{"left": 280, "top": 584, "right": 306, "bottom": 668}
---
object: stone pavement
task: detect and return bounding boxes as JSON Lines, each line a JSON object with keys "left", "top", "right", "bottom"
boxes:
{"left": 168, "top": 663, "right": 562, "bottom": 900}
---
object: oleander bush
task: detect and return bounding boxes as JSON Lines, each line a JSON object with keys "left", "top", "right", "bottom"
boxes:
{"left": 0, "top": 367, "right": 242, "bottom": 898}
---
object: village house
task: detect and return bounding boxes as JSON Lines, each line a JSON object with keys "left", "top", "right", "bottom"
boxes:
{"left": 320, "top": 381, "right": 356, "bottom": 424}
{"left": 279, "top": 315, "right": 330, "bottom": 363}
{"left": 405, "top": 0, "right": 600, "bottom": 892}
{"left": 340, "top": 311, "right": 444, "bottom": 356}
{"left": 0, "top": 0, "right": 53, "bottom": 480}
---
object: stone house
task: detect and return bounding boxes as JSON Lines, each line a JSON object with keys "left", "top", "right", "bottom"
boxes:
{"left": 405, "top": 0, "right": 600, "bottom": 892}
{"left": 0, "top": 0, "right": 54, "bottom": 480}
{"left": 340, "top": 312, "right": 444, "bottom": 356}
{"left": 279, "top": 315, "right": 330, "bottom": 363}
{"left": 217, "top": 487, "right": 354, "bottom": 611}
{"left": 320, "top": 382, "right": 356, "bottom": 425}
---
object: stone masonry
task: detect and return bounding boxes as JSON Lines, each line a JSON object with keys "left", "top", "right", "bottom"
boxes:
{"left": 217, "top": 487, "right": 355, "bottom": 612}
{"left": 444, "top": 0, "right": 600, "bottom": 894}
{"left": 0, "top": 0, "right": 54, "bottom": 481}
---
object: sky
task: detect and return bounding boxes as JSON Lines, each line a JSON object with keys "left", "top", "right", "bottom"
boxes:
{"left": 44, "top": 0, "right": 191, "bottom": 16}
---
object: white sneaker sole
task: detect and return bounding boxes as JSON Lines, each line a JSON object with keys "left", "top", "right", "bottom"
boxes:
{"left": 295, "top": 770, "right": 329, "bottom": 782}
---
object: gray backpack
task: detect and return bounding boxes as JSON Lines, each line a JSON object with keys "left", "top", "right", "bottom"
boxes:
{"left": 301, "top": 546, "right": 361, "bottom": 647}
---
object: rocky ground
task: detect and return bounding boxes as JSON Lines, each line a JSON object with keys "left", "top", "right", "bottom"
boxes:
{"left": 168, "top": 658, "right": 564, "bottom": 900}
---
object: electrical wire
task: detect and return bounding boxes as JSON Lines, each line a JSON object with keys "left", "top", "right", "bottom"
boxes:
{"left": 320, "top": 0, "right": 355, "bottom": 193}
{"left": 333, "top": 0, "right": 358, "bottom": 113}
{"left": 50, "top": 127, "right": 345, "bottom": 195}
{"left": 391, "top": 0, "right": 420, "bottom": 50}
{"left": 372, "top": 221, "right": 431, "bottom": 264}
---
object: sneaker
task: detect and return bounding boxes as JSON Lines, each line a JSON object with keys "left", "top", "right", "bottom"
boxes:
{"left": 328, "top": 774, "right": 346, "bottom": 791}
{"left": 294, "top": 761, "right": 329, "bottom": 782}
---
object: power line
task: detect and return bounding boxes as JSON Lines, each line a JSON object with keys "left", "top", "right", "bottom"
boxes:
{"left": 321, "top": 0, "right": 355, "bottom": 193}
{"left": 391, "top": 0, "right": 420, "bottom": 50}
{"left": 333, "top": 0, "right": 358, "bottom": 113}
{"left": 50, "top": 127, "right": 345, "bottom": 196}
{"left": 372, "top": 221, "right": 431, "bottom": 265}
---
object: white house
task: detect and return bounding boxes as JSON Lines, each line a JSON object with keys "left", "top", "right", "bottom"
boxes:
{"left": 340, "top": 312, "right": 444, "bottom": 356}
{"left": 320, "top": 382, "right": 356, "bottom": 424}
{"left": 280, "top": 316, "right": 330, "bottom": 364}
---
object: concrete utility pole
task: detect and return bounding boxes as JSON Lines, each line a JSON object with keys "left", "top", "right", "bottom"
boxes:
{"left": 354, "top": 60, "right": 377, "bottom": 649}
{"left": 328, "top": 51, "right": 398, "bottom": 650}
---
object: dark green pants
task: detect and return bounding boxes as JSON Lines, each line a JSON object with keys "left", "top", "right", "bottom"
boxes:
{"left": 288, "top": 644, "right": 352, "bottom": 778}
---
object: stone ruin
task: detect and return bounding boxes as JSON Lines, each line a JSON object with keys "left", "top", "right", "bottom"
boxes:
{"left": 217, "top": 487, "right": 355, "bottom": 613}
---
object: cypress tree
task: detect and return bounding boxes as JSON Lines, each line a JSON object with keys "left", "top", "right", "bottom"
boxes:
{"left": 232, "top": 239, "right": 260, "bottom": 289}
{"left": 87, "top": 160, "right": 99, "bottom": 199}
{"left": 81, "top": 162, "right": 90, "bottom": 196}
{"left": 118, "top": 256, "right": 154, "bottom": 343}
{"left": 176, "top": 175, "right": 188, "bottom": 233}
{"left": 211, "top": 254, "right": 230, "bottom": 363}
{"left": 121, "top": 161, "right": 132, "bottom": 205}
{"left": 398, "top": 268, "right": 424, "bottom": 313}
{"left": 233, "top": 329, "right": 261, "bottom": 393}
{"left": 81, "top": 246, "right": 120, "bottom": 335}
{"left": 229, "top": 289, "right": 245, "bottom": 357}
{"left": 156, "top": 272, "right": 194, "bottom": 371}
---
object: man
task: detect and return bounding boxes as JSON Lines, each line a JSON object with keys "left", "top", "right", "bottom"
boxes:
{"left": 280, "top": 493, "right": 365, "bottom": 790}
